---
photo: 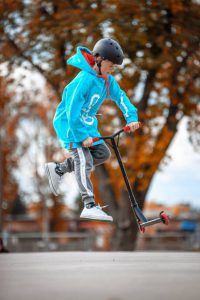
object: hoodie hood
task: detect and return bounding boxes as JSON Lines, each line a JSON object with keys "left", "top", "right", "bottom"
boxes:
{"left": 67, "top": 46, "right": 110, "bottom": 96}
{"left": 67, "top": 46, "right": 96, "bottom": 75}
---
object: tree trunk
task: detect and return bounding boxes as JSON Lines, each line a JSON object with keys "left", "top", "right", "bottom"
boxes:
{"left": 112, "top": 188, "right": 138, "bottom": 250}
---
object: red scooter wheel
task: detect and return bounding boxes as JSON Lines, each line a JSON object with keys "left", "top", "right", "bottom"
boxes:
{"left": 138, "top": 221, "right": 145, "bottom": 233}
{"left": 160, "top": 211, "right": 170, "bottom": 225}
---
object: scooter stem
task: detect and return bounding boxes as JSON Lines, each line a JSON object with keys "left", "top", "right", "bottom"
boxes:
{"left": 110, "top": 137, "right": 138, "bottom": 208}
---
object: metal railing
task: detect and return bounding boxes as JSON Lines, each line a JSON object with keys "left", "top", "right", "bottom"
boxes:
{"left": 0, "top": 231, "right": 96, "bottom": 252}
{"left": 136, "top": 231, "right": 200, "bottom": 251}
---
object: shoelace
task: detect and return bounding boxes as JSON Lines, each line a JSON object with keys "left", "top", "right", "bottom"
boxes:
{"left": 96, "top": 204, "right": 109, "bottom": 210}
{"left": 55, "top": 164, "right": 64, "bottom": 176}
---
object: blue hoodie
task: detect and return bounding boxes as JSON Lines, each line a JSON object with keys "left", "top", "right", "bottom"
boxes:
{"left": 53, "top": 46, "right": 138, "bottom": 149}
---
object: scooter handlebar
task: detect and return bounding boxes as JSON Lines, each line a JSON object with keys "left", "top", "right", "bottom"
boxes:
{"left": 92, "top": 123, "right": 142, "bottom": 143}
{"left": 123, "top": 122, "right": 142, "bottom": 132}
{"left": 123, "top": 125, "right": 131, "bottom": 132}
{"left": 92, "top": 137, "right": 100, "bottom": 143}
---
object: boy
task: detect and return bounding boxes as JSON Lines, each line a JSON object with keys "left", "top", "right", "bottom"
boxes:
{"left": 45, "top": 38, "right": 140, "bottom": 222}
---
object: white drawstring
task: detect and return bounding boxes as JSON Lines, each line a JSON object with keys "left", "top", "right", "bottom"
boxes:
{"left": 96, "top": 204, "right": 109, "bottom": 209}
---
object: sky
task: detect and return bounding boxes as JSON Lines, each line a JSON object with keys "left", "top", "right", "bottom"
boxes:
{"left": 146, "top": 117, "right": 200, "bottom": 209}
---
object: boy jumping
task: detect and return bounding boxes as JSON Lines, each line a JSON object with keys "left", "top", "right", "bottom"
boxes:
{"left": 45, "top": 38, "right": 140, "bottom": 222}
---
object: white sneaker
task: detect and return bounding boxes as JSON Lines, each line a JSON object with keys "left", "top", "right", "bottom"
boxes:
{"left": 80, "top": 205, "right": 113, "bottom": 222}
{"left": 45, "top": 162, "right": 63, "bottom": 196}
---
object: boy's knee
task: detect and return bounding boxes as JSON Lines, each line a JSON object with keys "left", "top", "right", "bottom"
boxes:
{"left": 98, "top": 146, "right": 111, "bottom": 163}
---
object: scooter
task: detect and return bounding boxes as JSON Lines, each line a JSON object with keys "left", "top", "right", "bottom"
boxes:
{"left": 92, "top": 125, "right": 170, "bottom": 233}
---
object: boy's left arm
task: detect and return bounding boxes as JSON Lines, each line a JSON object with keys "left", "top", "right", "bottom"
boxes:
{"left": 109, "top": 77, "right": 140, "bottom": 132}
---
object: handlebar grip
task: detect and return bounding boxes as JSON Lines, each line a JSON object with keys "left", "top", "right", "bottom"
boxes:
{"left": 92, "top": 137, "right": 100, "bottom": 143}
{"left": 123, "top": 126, "right": 131, "bottom": 132}
{"left": 123, "top": 122, "right": 142, "bottom": 132}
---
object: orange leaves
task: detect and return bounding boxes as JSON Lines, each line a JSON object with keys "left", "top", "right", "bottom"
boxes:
{"left": 35, "top": 104, "right": 47, "bottom": 120}
{"left": 170, "top": 0, "right": 187, "bottom": 14}
{"left": 6, "top": 115, "right": 20, "bottom": 137}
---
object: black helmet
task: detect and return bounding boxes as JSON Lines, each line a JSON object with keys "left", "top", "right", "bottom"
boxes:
{"left": 93, "top": 38, "right": 124, "bottom": 65}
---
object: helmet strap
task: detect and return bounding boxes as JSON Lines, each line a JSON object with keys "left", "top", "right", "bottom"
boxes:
{"left": 97, "top": 61, "right": 102, "bottom": 75}
{"left": 94, "top": 56, "right": 104, "bottom": 75}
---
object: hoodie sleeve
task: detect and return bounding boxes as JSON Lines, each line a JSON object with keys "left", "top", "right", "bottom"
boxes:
{"left": 109, "top": 76, "right": 138, "bottom": 123}
{"left": 67, "top": 75, "right": 90, "bottom": 142}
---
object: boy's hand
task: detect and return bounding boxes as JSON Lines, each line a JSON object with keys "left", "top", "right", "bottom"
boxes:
{"left": 82, "top": 137, "right": 93, "bottom": 147}
{"left": 126, "top": 122, "right": 141, "bottom": 132}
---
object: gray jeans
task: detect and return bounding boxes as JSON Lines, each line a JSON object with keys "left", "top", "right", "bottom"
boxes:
{"left": 64, "top": 143, "right": 111, "bottom": 205}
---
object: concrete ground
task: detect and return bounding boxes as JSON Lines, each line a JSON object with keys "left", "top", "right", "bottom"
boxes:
{"left": 0, "top": 252, "right": 199, "bottom": 300}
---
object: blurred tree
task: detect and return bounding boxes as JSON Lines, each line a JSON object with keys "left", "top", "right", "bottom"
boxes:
{"left": 187, "top": 104, "right": 200, "bottom": 152}
{"left": 0, "top": 0, "right": 199, "bottom": 249}
{"left": 0, "top": 75, "right": 18, "bottom": 232}
{"left": 10, "top": 194, "right": 26, "bottom": 216}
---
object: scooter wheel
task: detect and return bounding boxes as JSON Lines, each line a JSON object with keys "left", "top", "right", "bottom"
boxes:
{"left": 138, "top": 221, "right": 145, "bottom": 233}
{"left": 160, "top": 211, "right": 170, "bottom": 225}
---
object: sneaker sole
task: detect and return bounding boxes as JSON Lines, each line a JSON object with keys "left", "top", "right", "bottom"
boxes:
{"left": 45, "top": 164, "right": 58, "bottom": 196}
{"left": 80, "top": 216, "right": 113, "bottom": 222}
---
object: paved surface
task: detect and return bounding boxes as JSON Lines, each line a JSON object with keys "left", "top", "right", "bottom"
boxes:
{"left": 0, "top": 252, "right": 200, "bottom": 300}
